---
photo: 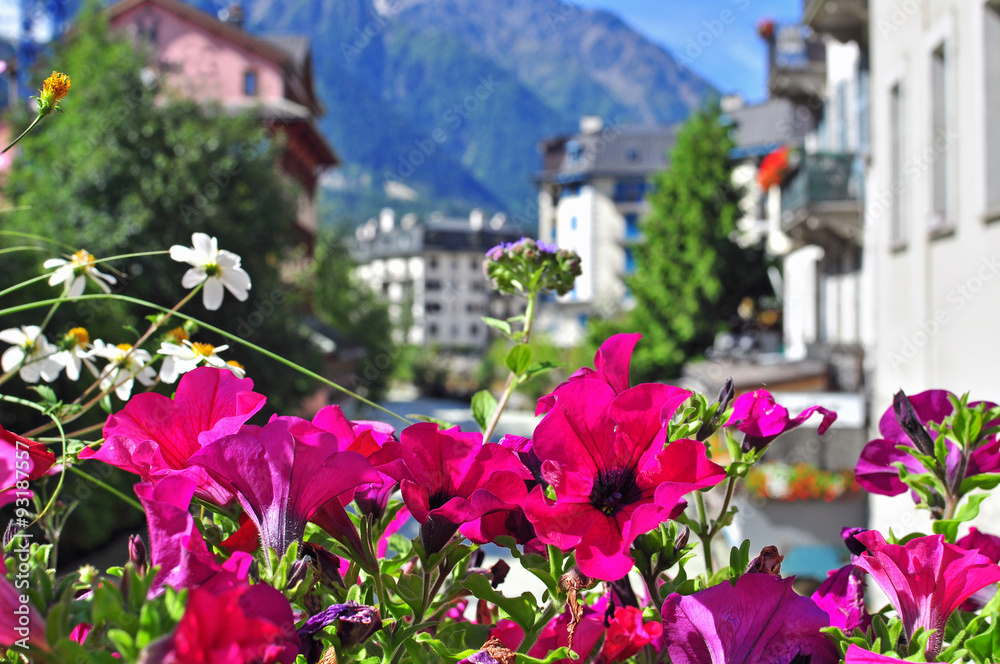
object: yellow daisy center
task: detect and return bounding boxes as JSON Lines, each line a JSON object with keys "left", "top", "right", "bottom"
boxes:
{"left": 191, "top": 342, "right": 216, "bottom": 357}
{"left": 42, "top": 71, "right": 71, "bottom": 102}
{"left": 67, "top": 327, "right": 89, "bottom": 346}
{"left": 71, "top": 249, "right": 95, "bottom": 268}
{"left": 116, "top": 343, "right": 133, "bottom": 352}
{"left": 227, "top": 360, "right": 244, "bottom": 370}
{"left": 166, "top": 326, "right": 189, "bottom": 343}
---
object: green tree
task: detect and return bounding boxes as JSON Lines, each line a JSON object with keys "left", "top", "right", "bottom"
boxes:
{"left": 3, "top": 3, "right": 325, "bottom": 414}
{"left": 595, "top": 107, "right": 772, "bottom": 382}
{"left": 309, "top": 231, "right": 396, "bottom": 401}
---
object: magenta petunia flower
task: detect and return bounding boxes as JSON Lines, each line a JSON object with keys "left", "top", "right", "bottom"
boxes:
{"left": 844, "top": 644, "right": 909, "bottom": 663}
{"left": 82, "top": 367, "right": 266, "bottom": 506}
{"left": 853, "top": 530, "right": 1000, "bottom": 657}
{"left": 856, "top": 390, "right": 1000, "bottom": 497}
{"left": 661, "top": 573, "right": 839, "bottom": 664}
{"left": 811, "top": 564, "right": 870, "bottom": 633}
{"left": 187, "top": 417, "right": 380, "bottom": 556}
{"left": 0, "top": 426, "right": 57, "bottom": 507}
{"left": 524, "top": 380, "right": 725, "bottom": 581}
{"left": 958, "top": 527, "right": 1000, "bottom": 562}
{"left": 536, "top": 332, "right": 641, "bottom": 415}
{"left": 135, "top": 474, "right": 252, "bottom": 596}
{"left": 601, "top": 605, "right": 663, "bottom": 663}
{"left": 725, "top": 388, "right": 837, "bottom": 452}
{"left": 146, "top": 583, "right": 298, "bottom": 664}
{"left": 382, "top": 423, "right": 531, "bottom": 554}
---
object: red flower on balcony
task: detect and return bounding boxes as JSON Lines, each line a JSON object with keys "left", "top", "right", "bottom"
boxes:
{"left": 757, "top": 18, "right": 775, "bottom": 41}
{"left": 757, "top": 145, "right": 791, "bottom": 190}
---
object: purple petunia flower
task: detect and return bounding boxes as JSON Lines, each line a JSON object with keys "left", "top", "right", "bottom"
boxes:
{"left": 661, "top": 573, "right": 839, "bottom": 664}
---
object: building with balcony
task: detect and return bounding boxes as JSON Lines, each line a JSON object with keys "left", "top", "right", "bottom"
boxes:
{"left": 350, "top": 209, "right": 523, "bottom": 348}
{"left": 865, "top": 0, "right": 1000, "bottom": 534}
{"left": 534, "top": 118, "right": 676, "bottom": 344}
{"left": 106, "top": 0, "right": 338, "bottom": 239}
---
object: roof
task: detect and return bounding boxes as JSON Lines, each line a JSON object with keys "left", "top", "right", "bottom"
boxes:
{"left": 537, "top": 124, "right": 678, "bottom": 182}
{"left": 727, "top": 98, "right": 815, "bottom": 153}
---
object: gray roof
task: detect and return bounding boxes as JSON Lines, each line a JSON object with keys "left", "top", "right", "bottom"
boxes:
{"left": 727, "top": 98, "right": 815, "bottom": 156}
{"left": 538, "top": 125, "right": 678, "bottom": 181}
{"left": 259, "top": 35, "right": 311, "bottom": 69}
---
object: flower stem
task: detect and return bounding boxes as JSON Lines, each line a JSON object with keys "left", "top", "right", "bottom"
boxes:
{"left": 1, "top": 114, "right": 42, "bottom": 154}
{"left": 481, "top": 291, "right": 537, "bottom": 442}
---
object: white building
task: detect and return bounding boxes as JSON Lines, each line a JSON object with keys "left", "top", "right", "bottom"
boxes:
{"left": 351, "top": 209, "right": 523, "bottom": 348}
{"left": 534, "top": 118, "right": 677, "bottom": 344}
{"left": 866, "top": 0, "right": 1000, "bottom": 533}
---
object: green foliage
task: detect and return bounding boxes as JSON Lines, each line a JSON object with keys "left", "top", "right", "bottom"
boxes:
{"left": 3, "top": 2, "right": 323, "bottom": 416}
{"left": 595, "top": 106, "right": 772, "bottom": 382}
{"left": 309, "top": 230, "right": 395, "bottom": 401}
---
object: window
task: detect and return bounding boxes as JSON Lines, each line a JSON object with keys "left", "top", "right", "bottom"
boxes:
{"left": 571, "top": 216, "right": 577, "bottom": 231}
{"left": 930, "top": 43, "right": 952, "bottom": 231}
{"left": 890, "top": 83, "right": 906, "bottom": 246}
{"left": 624, "top": 247, "right": 636, "bottom": 274}
{"left": 624, "top": 214, "right": 640, "bottom": 240}
{"left": 426, "top": 302, "right": 442, "bottom": 313}
{"left": 626, "top": 148, "right": 640, "bottom": 162}
{"left": 428, "top": 324, "right": 438, "bottom": 337}
{"left": 470, "top": 324, "right": 479, "bottom": 336}
{"left": 986, "top": 2, "right": 1000, "bottom": 212}
{"left": 426, "top": 280, "right": 442, "bottom": 291}
{"left": 429, "top": 257, "right": 438, "bottom": 270}
{"left": 613, "top": 180, "right": 647, "bottom": 202}
{"left": 836, "top": 80, "right": 848, "bottom": 151}
{"left": 244, "top": 69, "right": 258, "bottom": 96}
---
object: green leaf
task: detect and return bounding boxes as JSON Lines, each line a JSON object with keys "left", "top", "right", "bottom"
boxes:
{"left": 504, "top": 344, "right": 532, "bottom": 376}
{"left": 28, "top": 384, "right": 58, "bottom": 407}
{"left": 481, "top": 316, "right": 512, "bottom": 337}
{"left": 462, "top": 573, "right": 537, "bottom": 631}
{"left": 524, "top": 361, "right": 560, "bottom": 380}
{"left": 406, "top": 414, "right": 457, "bottom": 429}
{"left": 471, "top": 390, "right": 498, "bottom": 432}
{"left": 933, "top": 493, "right": 991, "bottom": 541}
{"left": 394, "top": 573, "right": 424, "bottom": 614}
{"left": 513, "top": 648, "right": 574, "bottom": 664}
{"left": 959, "top": 473, "right": 1000, "bottom": 495}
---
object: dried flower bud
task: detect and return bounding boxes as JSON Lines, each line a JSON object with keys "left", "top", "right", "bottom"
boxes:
{"left": 559, "top": 566, "right": 594, "bottom": 594}
{"left": 745, "top": 545, "right": 784, "bottom": 576}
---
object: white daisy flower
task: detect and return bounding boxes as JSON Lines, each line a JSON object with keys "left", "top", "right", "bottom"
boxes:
{"left": 169, "top": 233, "right": 251, "bottom": 311}
{"left": 0, "top": 326, "right": 62, "bottom": 383}
{"left": 43, "top": 249, "right": 117, "bottom": 297}
{"left": 157, "top": 339, "right": 229, "bottom": 384}
{"left": 224, "top": 360, "right": 246, "bottom": 379}
{"left": 92, "top": 341, "right": 156, "bottom": 400}
{"left": 51, "top": 327, "right": 98, "bottom": 381}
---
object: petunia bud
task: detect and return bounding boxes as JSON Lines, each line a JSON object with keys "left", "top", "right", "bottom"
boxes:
{"left": 893, "top": 390, "right": 937, "bottom": 457}
{"left": 128, "top": 534, "right": 148, "bottom": 575}
{"left": 697, "top": 378, "right": 736, "bottom": 441}
{"left": 301, "top": 542, "right": 345, "bottom": 589}
{"left": 287, "top": 554, "right": 311, "bottom": 590}
{"left": 841, "top": 527, "right": 868, "bottom": 557}
{"left": 673, "top": 526, "right": 691, "bottom": 557}
{"left": 420, "top": 513, "right": 461, "bottom": 556}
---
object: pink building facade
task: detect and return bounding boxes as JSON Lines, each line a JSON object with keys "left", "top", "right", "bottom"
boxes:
{"left": 107, "top": 0, "right": 338, "bottom": 237}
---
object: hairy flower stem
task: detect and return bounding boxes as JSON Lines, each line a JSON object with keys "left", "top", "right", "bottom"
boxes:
{"left": 516, "top": 601, "right": 559, "bottom": 655}
{"left": 481, "top": 291, "right": 537, "bottom": 441}
{"left": 1, "top": 114, "right": 42, "bottom": 154}
{"left": 695, "top": 476, "right": 739, "bottom": 575}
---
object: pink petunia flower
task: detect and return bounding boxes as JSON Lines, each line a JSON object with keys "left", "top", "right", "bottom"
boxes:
{"left": 146, "top": 583, "right": 299, "bottom": 664}
{"left": 135, "top": 474, "right": 253, "bottom": 596}
{"left": 601, "top": 605, "right": 663, "bottom": 662}
{"left": 82, "top": 367, "right": 267, "bottom": 506}
{"left": 1, "top": 426, "right": 57, "bottom": 507}
{"left": 381, "top": 423, "right": 531, "bottom": 554}
{"left": 524, "top": 380, "right": 725, "bottom": 580}
{"left": 725, "top": 388, "right": 837, "bottom": 452}
{"left": 536, "top": 332, "right": 640, "bottom": 415}
{"left": 661, "top": 573, "right": 839, "bottom": 664}
{"left": 188, "top": 416, "right": 380, "bottom": 556}
{"left": 844, "top": 644, "right": 909, "bottom": 663}
{"left": 853, "top": 530, "right": 1000, "bottom": 658}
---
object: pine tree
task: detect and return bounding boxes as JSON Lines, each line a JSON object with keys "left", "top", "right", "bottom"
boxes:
{"left": 609, "top": 107, "right": 772, "bottom": 382}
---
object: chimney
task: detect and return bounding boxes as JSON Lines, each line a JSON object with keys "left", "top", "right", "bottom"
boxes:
{"left": 219, "top": 3, "right": 244, "bottom": 28}
{"left": 379, "top": 208, "right": 395, "bottom": 233}
{"left": 580, "top": 116, "right": 603, "bottom": 135}
{"left": 469, "top": 209, "right": 484, "bottom": 231}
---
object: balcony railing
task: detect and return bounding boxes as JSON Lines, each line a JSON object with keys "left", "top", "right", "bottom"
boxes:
{"left": 781, "top": 152, "right": 862, "bottom": 243}
{"left": 803, "top": 0, "right": 868, "bottom": 44}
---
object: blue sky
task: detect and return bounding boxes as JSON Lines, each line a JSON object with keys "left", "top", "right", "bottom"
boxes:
{"left": 573, "top": 0, "right": 802, "bottom": 103}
